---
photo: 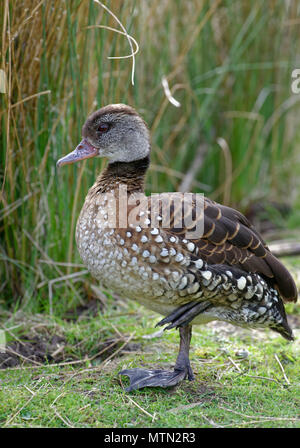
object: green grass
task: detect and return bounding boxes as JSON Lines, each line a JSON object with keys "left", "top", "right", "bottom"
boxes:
{"left": 0, "top": 297, "right": 300, "bottom": 428}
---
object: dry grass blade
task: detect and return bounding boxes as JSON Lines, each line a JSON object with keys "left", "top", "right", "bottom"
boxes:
{"left": 88, "top": 337, "right": 123, "bottom": 361}
{"left": 4, "top": 388, "right": 36, "bottom": 427}
{"left": 0, "top": 192, "right": 35, "bottom": 220}
{"left": 46, "top": 270, "right": 89, "bottom": 315}
{"left": 93, "top": 0, "right": 137, "bottom": 85}
{"left": 11, "top": 90, "right": 51, "bottom": 109}
{"left": 53, "top": 408, "right": 74, "bottom": 428}
{"left": 126, "top": 395, "right": 157, "bottom": 422}
{"left": 85, "top": 25, "right": 139, "bottom": 59}
{"left": 161, "top": 76, "right": 181, "bottom": 108}
{"left": 227, "top": 356, "right": 242, "bottom": 373}
{"left": 274, "top": 354, "right": 290, "bottom": 385}
{"left": 242, "top": 374, "right": 283, "bottom": 385}
{"left": 219, "top": 405, "right": 300, "bottom": 424}
{"left": 23, "top": 230, "right": 85, "bottom": 307}
{"left": 38, "top": 260, "right": 85, "bottom": 268}
{"left": 50, "top": 392, "right": 65, "bottom": 408}
{"left": 102, "top": 331, "right": 136, "bottom": 366}
{"left": 167, "top": 401, "right": 204, "bottom": 413}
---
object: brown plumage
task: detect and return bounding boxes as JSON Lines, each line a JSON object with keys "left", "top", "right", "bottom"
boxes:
{"left": 57, "top": 103, "right": 297, "bottom": 391}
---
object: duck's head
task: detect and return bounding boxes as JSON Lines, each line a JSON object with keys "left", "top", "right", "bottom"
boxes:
{"left": 57, "top": 104, "right": 150, "bottom": 167}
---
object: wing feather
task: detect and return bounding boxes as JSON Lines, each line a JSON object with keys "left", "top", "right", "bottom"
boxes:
{"left": 150, "top": 194, "right": 297, "bottom": 302}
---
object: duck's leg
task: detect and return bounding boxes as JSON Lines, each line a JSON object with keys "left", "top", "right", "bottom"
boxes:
{"left": 119, "top": 325, "right": 194, "bottom": 392}
{"left": 174, "top": 325, "right": 194, "bottom": 381}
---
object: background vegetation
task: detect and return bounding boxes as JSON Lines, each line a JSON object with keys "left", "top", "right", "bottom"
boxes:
{"left": 1, "top": 0, "right": 300, "bottom": 428}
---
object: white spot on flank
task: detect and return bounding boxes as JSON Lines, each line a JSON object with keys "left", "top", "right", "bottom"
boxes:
{"left": 169, "top": 236, "right": 176, "bottom": 243}
{"left": 141, "top": 235, "right": 148, "bottom": 243}
{"left": 187, "top": 242, "right": 195, "bottom": 252}
{"left": 237, "top": 276, "right": 247, "bottom": 290}
{"left": 194, "top": 259, "right": 203, "bottom": 269}
{"left": 132, "top": 244, "right": 139, "bottom": 252}
{"left": 160, "top": 248, "right": 169, "bottom": 257}
{"left": 175, "top": 253, "right": 184, "bottom": 262}
{"left": 155, "top": 235, "right": 163, "bottom": 243}
{"left": 119, "top": 239, "right": 125, "bottom": 246}
{"left": 153, "top": 273, "right": 159, "bottom": 280}
{"left": 136, "top": 226, "right": 142, "bottom": 232}
{"left": 151, "top": 228, "right": 159, "bottom": 235}
{"left": 126, "top": 232, "right": 132, "bottom": 238}
{"left": 202, "top": 270, "right": 212, "bottom": 281}
{"left": 142, "top": 250, "right": 150, "bottom": 258}
{"left": 149, "top": 255, "right": 157, "bottom": 263}
{"left": 178, "top": 276, "right": 188, "bottom": 290}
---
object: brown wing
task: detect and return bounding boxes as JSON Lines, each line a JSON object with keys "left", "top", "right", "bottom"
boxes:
{"left": 153, "top": 194, "right": 297, "bottom": 303}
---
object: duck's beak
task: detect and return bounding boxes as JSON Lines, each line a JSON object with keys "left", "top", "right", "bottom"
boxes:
{"left": 56, "top": 139, "right": 98, "bottom": 167}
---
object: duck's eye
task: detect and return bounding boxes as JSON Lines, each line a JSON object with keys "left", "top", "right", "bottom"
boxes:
{"left": 98, "top": 123, "right": 110, "bottom": 133}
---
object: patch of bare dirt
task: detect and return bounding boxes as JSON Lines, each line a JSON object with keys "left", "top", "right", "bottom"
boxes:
{"left": 0, "top": 334, "right": 66, "bottom": 369}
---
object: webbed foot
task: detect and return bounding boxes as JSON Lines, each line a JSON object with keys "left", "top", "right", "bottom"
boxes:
{"left": 119, "top": 365, "right": 194, "bottom": 392}
{"left": 119, "top": 325, "right": 195, "bottom": 392}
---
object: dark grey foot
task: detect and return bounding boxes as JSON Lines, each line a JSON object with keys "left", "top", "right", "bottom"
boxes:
{"left": 156, "top": 300, "right": 211, "bottom": 330}
{"left": 119, "top": 325, "right": 195, "bottom": 392}
{"left": 119, "top": 365, "right": 194, "bottom": 392}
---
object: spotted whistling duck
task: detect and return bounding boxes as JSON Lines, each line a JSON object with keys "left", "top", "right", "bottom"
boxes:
{"left": 57, "top": 104, "right": 297, "bottom": 391}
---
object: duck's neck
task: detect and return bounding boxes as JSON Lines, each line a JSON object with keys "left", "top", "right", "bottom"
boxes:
{"left": 90, "top": 155, "right": 150, "bottom": 196}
